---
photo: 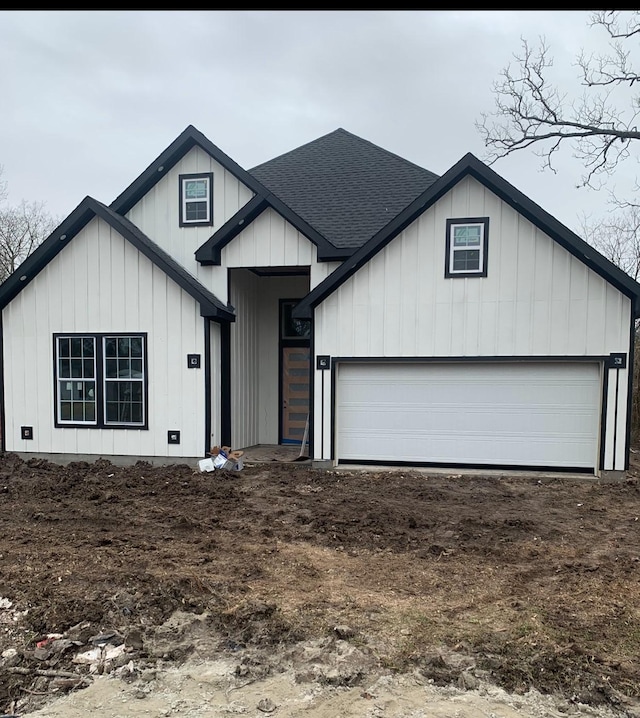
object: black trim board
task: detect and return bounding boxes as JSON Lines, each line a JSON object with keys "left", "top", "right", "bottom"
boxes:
{"left": 0, "top": 313, "right": 5, "bottom": 453}
{"left": 338, "top": 459, "right": 595, "bottom": 474}
{"left": 220, "top": 322, "right": 232, "bottom": 447}
{"left": 625, "top": 318, "right": 636, "bottom": 471}
{"left": 600, "top": 366, "right": 609, "bottom": 472}
{"left": 613, "top": 370, "right": 620, "bottom": 468}
{"left": 309, "top": 316, "right": 315, "bottom": 461}
{"left": 292, "top": 152, "right": 640, "bottom": 320}
{"left": 196, "top": 196, "right": 269, "bottom": 264}
{"left": 204, "top": 318, "right": 212, "bottom": 458}
{"left": 0, "top": 197, "right": 235, "bottom": 322}
{"left": 331, "top": 355, "right": 608, "bottom": 364}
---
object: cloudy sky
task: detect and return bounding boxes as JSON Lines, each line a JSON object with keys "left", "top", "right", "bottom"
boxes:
{"left": 1, "top": 10, "right": 637, "bottom": 235}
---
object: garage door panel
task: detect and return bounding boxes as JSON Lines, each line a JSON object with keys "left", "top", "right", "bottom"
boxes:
{"left": 340, "top": 405, "right": 599, "bottom": 435}
{"left": 336, "top": 362, "right": 601, "bottom": 468}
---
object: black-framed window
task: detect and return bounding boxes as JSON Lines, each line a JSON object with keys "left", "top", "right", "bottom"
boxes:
{"left": 54, "top": 334, "right": 148, "bottom": 429}
{"left": 280, "top": 299, "right": 311, "bottom": 340}
{"left": 445, "top": 217, "right": 489, "bottom": 278}
{"left": 179, "top": 172, "right": 213, "bottom": 227}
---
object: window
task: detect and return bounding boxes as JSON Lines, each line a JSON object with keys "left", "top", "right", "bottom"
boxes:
{"left": 54, "top": 334, "right": 147, "bottom": 429}
{"left": 445, "top": 217, "right": 489, "bottom": 278}
{"left": 281, "top": 300, "right": 311, "bottom": 340}
{"left": 179, "top": 172, "right": 213, "bottom": 227}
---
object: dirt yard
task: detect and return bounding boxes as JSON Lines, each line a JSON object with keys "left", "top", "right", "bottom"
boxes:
{"left": 1, "top": 451, "right": 640, "bottom": 717}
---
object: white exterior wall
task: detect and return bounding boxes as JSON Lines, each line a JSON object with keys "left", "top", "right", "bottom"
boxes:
{"left": 125, "top": 151, "right": 341, "bottom": 303}
{"left": 3, "top": 217, "right": 208, "bottom": 459}
{"left": 313, "top": 176, "right": 632, "bottom": 470}
{"left": 222, "top": 208, "right": 315, "bottom": 269}
{"left": 230, "top": 269, "right": 260, "bottom": 449}
{"left": 127, "top": 151, "right": 342, "bottom": 452}
{"left": 125, "top": 146, "right": 254, "bottom": 287}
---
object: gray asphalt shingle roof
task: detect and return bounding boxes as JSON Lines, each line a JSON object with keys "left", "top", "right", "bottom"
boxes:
{"left": 249, "top": 128, "right": 440, "bottom": 250}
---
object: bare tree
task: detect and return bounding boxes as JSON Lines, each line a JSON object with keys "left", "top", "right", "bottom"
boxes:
{"left": 0, "top": 166, "right": 57, "bottom": 283}
{"left": 478, "top": 15, "right": 640, "bottom": 442}
{"left": 476, "top": 11, "right": 640, "bottom": 193}
{"left": 580, "top": 207, "right": 640, "bottom": 280}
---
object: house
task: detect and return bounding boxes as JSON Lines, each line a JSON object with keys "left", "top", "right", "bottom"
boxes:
{"left": 1, "top": 124, "right": 638, "bottom": 478}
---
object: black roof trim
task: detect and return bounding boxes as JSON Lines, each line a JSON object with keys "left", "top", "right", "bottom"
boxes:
{"left": 293, "top": 152, "right": 640, "bottom": 320}
{"left": 195, "top": 195, "right": 268, "bottom": 265}
{"left": 260, "top": 190, "right": 346, "bottom": 261}
{"left": 195, "top": 193, "right": 346, "bottom": 265}
{"left": 0, "top": 197, "right": 234, "bottom": 322}
{"left": 110, "top": 125, "right": 266, "bottom": 216}
{"left": 109, "top": 124, "right": 340, "bottom": 260}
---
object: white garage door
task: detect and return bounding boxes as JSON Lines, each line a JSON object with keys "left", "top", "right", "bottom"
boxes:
{"left": 336, "top": 362, "right": 601, "bottom": 469}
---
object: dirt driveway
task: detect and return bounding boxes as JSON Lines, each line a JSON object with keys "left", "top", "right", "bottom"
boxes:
{"left": 0, "top": 451, "right": 639, "bottom": 717}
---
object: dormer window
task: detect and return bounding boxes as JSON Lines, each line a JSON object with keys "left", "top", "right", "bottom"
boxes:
{"left": 179, "top": 173, "right": 213, "bottom": 227}
{"left": 445, "top": 217, "right": 489, "bottom": 278}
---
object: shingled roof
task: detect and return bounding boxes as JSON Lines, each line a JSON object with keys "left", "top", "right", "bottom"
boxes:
{"left": 248, "top": 128, "right": 439, "bottom": 250}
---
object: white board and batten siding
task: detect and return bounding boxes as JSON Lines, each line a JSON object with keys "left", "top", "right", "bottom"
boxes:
{"left": 124, "top": 145, "right": 254, "bottom": 292}
{"left": 125, "top": 149, "right": 340, "bottom": 304}
{"left": 313, "top": 176, "right": 632, "bottom": 472}
{"left": 3, "top": 216, "right": 208, "bottom": 459}
{"left": 222, "top": 208, "right": 315, "bottom": 270}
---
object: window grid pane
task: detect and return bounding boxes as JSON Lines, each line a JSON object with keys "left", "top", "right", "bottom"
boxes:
{"left": 103, "top": 336, "right": 145, "bottom": 425}
{"left": 56, "top": 337, "right": 97, "bottom": 424}
{"left": 184, "top": 179, "right": 207, "bottom": 198}
{"left": 185, "top": 201, "right": 208, "bottom": 221}
{"left": 453, "top": 249, "right": 481, "bottom": 272}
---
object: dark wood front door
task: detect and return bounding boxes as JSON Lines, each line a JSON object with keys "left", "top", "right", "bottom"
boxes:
{"left": 280, "top": 300, "right": 310, "bottom": 444}
{"left": 282, "top": 347, "right": 310, "bottom": 443}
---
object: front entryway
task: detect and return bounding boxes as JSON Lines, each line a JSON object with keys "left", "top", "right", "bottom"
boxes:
{"left": 227, "top": 270, "right": 310, "bottom": 451}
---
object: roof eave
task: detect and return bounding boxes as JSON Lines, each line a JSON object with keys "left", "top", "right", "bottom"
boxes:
{"left": 293, "top": 153, "right": 640, "bottom": 320}
{"left": 0, "top": 198, "right": 96, "bottom": 309}
{"left": 0, "top": 196, "right": 235, "bottom": 323}
{"left": 110, "top": 125, "right": 267, "bottom": 217}
{"left": 194, "top": 192, "right": 343, "bottom": 265}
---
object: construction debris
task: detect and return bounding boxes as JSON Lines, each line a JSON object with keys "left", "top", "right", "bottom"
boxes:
{"left": 198, "top": 446, "right": 245, "bottom": 472}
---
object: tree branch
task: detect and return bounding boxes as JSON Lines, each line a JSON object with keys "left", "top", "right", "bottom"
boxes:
{"left": 476, "top": 12, "right": 640, "bottom": 190}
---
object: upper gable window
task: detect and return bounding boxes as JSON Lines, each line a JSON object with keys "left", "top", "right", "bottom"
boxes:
{"left": 445, "top": 217, "right": 489, "bottom": 278}
{"left": 179, "top": 173, "right": 213, "bottom": 227}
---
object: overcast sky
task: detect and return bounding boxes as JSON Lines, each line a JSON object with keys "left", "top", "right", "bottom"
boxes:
{"left": 1, "top": 10, "right": 637, "bottom": 236}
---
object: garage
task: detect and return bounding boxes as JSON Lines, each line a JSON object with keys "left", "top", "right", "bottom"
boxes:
{"left": 335, "top": 361, "right": 603, "bottom": 469}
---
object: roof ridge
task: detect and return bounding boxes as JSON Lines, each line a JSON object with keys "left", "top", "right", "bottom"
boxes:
{"left": 248, "top": 128, "right": 348, "bottom": 173}
{"left": 333, "top": 128, "right": 440, "bottom": 179}
{"left": 249, "top": 127, "right": 439, "bottom": 179}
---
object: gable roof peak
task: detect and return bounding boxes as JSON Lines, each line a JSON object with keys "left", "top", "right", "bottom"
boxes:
{"left": 248, "top": 127, "right": 440, "bottom": 251}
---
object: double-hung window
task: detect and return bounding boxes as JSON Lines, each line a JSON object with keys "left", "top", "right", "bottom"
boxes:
{"left": 54, "top": 334, "right": 147, "bottom": 429}
{"left": 445, "top": 217, "right": 489, "bottom": 278}
{"left": 179, "top": 172, "right": 213, "bottom": 226}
